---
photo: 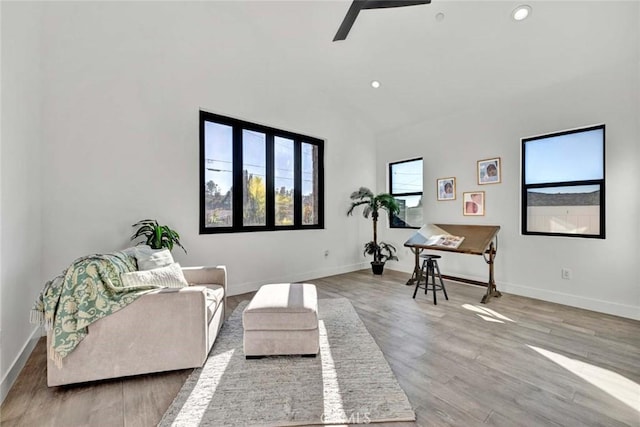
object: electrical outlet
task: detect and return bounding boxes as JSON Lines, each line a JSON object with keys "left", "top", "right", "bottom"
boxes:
{"left": 561, "top": 268, "right": 572, "bottom": 280}
{"left": 324, "top": 250, "right": 329, "bottom": 257}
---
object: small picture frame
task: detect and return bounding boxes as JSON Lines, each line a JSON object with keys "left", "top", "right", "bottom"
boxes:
{"left": 478, "top": 157, "right": 501, "bottom": 185}
{"left": 437, "top": 177, "right": 456, "bottom": 201}
{"left": 463, "top": 191, "right": 485, "bottom": 216}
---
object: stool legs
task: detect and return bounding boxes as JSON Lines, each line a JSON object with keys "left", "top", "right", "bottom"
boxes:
{"left": 412, "top": 257, "right": 448, "bottom": 304}
{"left": 431, "top": 260, "right": 437, "bottom": 304}
{"left": 433, "top": 259, "right": 448, "bottom": 301}
{"left": 412, "top": 259, "right": 426, "bottom": 299}
{"left": 413, "top": 259, "right": 428, "bottom": 299}
{"left": 425, "top": 261, "right": 430, "bottom": 296}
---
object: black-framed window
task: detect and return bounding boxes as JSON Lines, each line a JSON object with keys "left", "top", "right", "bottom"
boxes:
{"left": 200, "top": 111, "right": 324, "bottom": 233}
{"left": 521, "top": 124, "right": 605, "bottom": 239}
{"left": 389, "top": 158, "right": 423, "bottom": 228}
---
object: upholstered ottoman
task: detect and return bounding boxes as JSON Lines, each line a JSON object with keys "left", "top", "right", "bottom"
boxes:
{"left": 243, "top": 283, "right": 319, "bottom": 358}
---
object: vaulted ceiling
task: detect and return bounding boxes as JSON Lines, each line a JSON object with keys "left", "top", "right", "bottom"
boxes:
{"left": 215, "top": 0, "right": 637, "bottom": 134}
{"left": 38, "top": 1, "right": 639, "bottom": 135}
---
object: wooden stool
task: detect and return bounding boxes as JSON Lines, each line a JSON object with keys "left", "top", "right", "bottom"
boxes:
{"left": 413, "top": 254, "right": 448, "bottom": 305}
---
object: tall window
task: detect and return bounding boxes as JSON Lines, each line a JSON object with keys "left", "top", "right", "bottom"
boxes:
{"left": 522, "top": 124, "right": 605, "bottom": 238}
{"left": 389, "top": 158, "right": 423, "bottom": 228}
{"left": 200, "top": 111, "right": 324, "bottom": 233}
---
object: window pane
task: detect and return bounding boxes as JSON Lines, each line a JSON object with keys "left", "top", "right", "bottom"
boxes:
{"left": 524, "top": 128, "right": 604, "bottom": 184}
{"left": 243, "top": 130, "right": 266, "bottom": 226}
{"left": 274, "top": 137, "right": 294, "bottom": 226}
{"left": 302, "top": 143, "right": 319, "bottom": 225}
{"left": 204, "top": 122, "right": 233, "bottom": 227}
{"left": 526, "top": 185, "right": 601, "bottom": 235}
{"left": 390, "top": 158, "right": 423, "bottom": 228}
{"left": 391, "top": 195, "right": 423, "bottom": 228}
{"left": 391, "top": 160, "right": 423, "bottom": 194}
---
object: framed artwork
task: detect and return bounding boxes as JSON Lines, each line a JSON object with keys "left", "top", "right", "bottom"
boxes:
{"left": 463, "top": 191, "right": 485, "bottom": 216}
{"left": 437, "top": 177, "right": 456, "bottom": 201}
{"left": 478, "top": 157, "right": 501, "bottom": 185}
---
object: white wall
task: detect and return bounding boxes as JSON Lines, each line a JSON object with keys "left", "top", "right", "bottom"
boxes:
{"left": 0, "top": 2, "right": 378, "bottom": 401}
{"left": 0, "top": 1, "right": 44, "bottom": 402}
{"left": 378, "top": 57, "right": 640, "bottom": 318}
{"left": 39, "top": 2, "right": 375, "bottom": 295}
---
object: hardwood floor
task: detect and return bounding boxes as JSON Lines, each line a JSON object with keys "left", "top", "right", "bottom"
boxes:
{"left": 2, "top": 270, "right": 639, "bottom": 426}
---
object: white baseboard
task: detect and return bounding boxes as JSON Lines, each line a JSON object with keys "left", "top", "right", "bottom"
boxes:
{"left": 228, "top": 262, "right": 368, "bottom": 296}
{"left": 386, "top": 265, "right": 639, "bottom": 320}
{"left": 1, "top": 326, "right": 42, "bottom": 405}
{"left": 500, "top": 281, "right": 640, "bottom": 321}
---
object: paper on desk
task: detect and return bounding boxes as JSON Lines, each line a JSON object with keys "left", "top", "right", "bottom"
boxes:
{"left": 404, "top": 225, "right": 465, "bottom": 248}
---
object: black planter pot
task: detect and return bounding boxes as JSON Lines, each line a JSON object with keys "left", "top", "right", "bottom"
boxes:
{"left": 371, "top": 261, "right": 385, "bottom": 275}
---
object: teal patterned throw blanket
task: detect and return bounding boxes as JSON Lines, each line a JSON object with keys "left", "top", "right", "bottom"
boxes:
{"left": 31, "top": 252, "right": 162, "bottom": 366}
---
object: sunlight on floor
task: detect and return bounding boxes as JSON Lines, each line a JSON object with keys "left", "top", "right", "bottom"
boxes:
{"left": 477, "top": 314, "right": 505, "bottom": 323}
{"left": 181, "top": 349, "right": 235, "bottom": 425}
{"left": 462, "top": 304, "right": 515, "bottom": 323}
{"left": 528, "top": 345, "right": 640, "bottom": 413}
{"left": 319, "top": 320, "right": 346, "bottom": 421}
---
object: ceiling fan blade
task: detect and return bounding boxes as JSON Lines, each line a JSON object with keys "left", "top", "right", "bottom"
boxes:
{"left": 362, "top": 0, "right": 431, "bottom": 9}
{"left": 333, "top": 0, "right": 366, "bottom": 41}
{"left": 333, "top": 0, "right": 432, "bottom": 41}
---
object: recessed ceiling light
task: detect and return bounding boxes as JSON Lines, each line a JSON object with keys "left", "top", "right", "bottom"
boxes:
{"left": 512, "top": 5, "right": 531, "bottom": 21}
{"left": 371, "top": 80, "right": 381, "bottom": 89}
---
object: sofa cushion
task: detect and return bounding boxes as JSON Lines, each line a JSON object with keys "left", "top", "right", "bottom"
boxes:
{"left": 121, "top": 263, "right": 188, "bottom": 288}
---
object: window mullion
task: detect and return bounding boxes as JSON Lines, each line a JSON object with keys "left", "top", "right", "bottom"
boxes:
{"left": 525, "top": 179, "right": 603, "bottom": 190}
{"left": 294, "top": 139, "right": 302, "bottom": 226}
{"left": 199, "top": 113, "right": 207, "bottom": 234}
{"left": 265, "top": 134, "right": 275, "bottom": 228}
{"left": 392, "top": 192, "right": 423, "bottom": 197}
{"left": 317, "top": 143, "right": 325, "bottom": 229}
{"left": 232, "top": 126, "right": 243, "bottom": 231}
{"left": 599, "top": 183, "right": 606, "bottom": 237}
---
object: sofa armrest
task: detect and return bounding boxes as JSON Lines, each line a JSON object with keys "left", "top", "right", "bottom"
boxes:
{"left": 181, "top": 265, "right": 226, "bottom": 286}
{"left": 182, "top": 265, "right": 227, "bottom": 312}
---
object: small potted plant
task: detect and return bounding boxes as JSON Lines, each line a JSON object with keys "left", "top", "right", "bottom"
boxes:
{"left": 364, "top": 241, "right": 398, "bottom": 275}
{"left": 130, "top": 219, "right": 187, "bottom": 253}
{"left": 347, "top": 187, "right": 400, "bottom": 275}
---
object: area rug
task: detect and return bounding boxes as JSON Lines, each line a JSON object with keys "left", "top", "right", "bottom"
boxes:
{"left": 159, "top": 298, "right": 416, "bottom": 426}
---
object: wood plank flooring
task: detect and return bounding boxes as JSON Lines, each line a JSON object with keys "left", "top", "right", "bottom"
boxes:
{"left": 2, "top": 270, "right": 639, "bottom": 426}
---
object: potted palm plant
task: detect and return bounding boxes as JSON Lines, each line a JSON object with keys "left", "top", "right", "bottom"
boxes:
{"left": 347, "top": 187, "right": 400, "bottom": 275}
{"left": 130, "top": 219, "right": 187, "bottom": 253}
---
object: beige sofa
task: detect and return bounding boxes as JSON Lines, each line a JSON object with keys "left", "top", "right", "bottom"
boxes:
{"left": 47, "top": 265, "right": 227, "bottom": 387}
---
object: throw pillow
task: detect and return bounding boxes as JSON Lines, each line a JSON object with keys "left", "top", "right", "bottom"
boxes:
{"left": 121, "top": 246, "right": 138, "bottom": 257}
{"left": 120, "top": 262, "right": 188, "bottom": 289}
{"left": 134, "top": 246, "right": 175, "bottom": 271}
